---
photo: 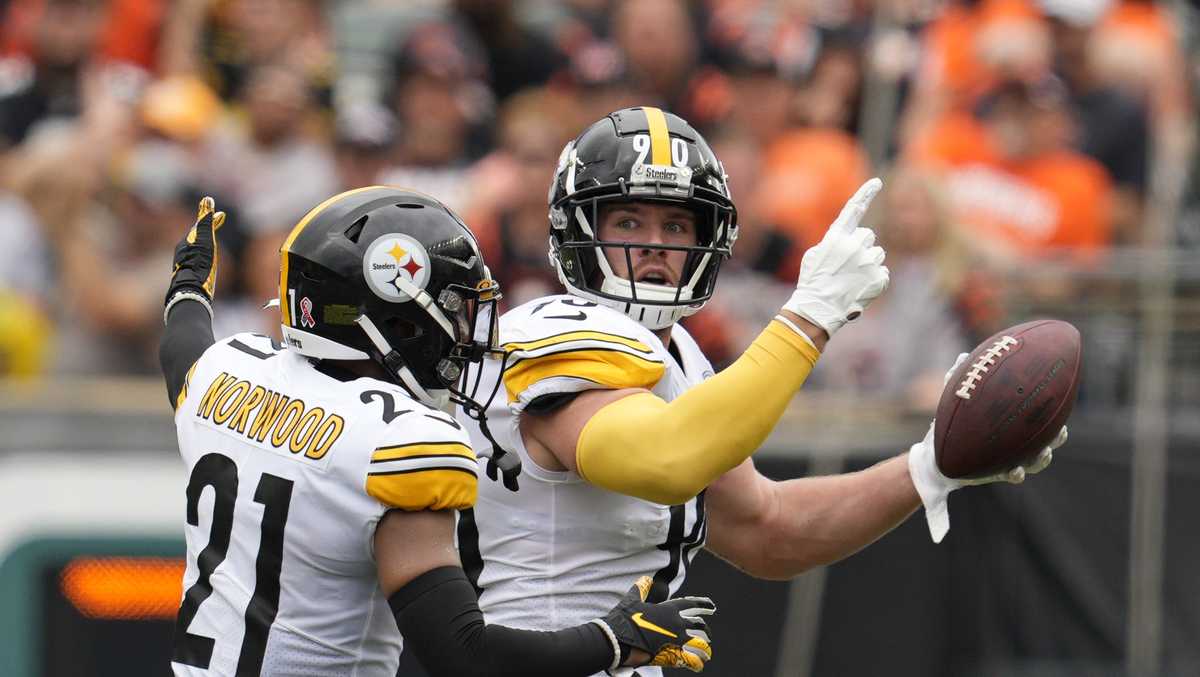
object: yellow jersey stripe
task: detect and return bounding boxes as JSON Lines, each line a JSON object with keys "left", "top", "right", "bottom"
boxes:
{"left": 371, "top": 441, "right": 474, "bottom": 463}
{"left": 365, "top": 467, "right": 477, "bottom": 511}
{"left": 643, "top": 106, "right": 671, "bottom": 165}
{"left": 279, "top": 186, "right": 379, "bottom": 326}
{"left": 175, "top": 361, "right": 199, "bottom": 410}
{"left": 504, "top": 330, "right": 654, "bottom": 355}
{"left": 504, "top": 348, "right": 666, "bottom": 404}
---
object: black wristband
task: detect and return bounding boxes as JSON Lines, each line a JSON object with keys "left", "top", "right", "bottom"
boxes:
{"left": 159, "top": 299, "right": 216, "bottom": 409}
{"left": 389, "top": 566, "right": 614, "bottom": 677}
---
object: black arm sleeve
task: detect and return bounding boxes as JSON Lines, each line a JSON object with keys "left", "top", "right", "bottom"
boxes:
{"left": 390, "top": 566, "right": 615, "bottom": 677}
{"left": 159, "top": 300, "right": 216, "bottom": 409}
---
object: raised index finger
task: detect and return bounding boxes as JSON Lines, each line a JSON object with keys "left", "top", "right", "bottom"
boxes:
{"left": 831, "top": 177, "right": 883, "bottom": 236}
{"left": 188, "top": 196, "right": 218, "bottom": 244}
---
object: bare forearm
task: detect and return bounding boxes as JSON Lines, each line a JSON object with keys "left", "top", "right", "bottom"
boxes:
{"left": 755, "top": 455, "right": 919, "bottom": 578}
{"left": 778, "top": 309, "right": 828, "bottom": 352}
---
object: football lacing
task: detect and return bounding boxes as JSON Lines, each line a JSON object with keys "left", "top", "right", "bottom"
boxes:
{"left": 956, "top": 335, "right": 1019, "bottom": 400}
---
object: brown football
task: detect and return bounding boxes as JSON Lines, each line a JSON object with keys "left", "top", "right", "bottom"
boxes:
{"left": 934, "top": 319, "right": 1082, "bottom": 479}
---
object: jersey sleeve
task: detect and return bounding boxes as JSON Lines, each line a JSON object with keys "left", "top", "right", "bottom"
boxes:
{"left": 500, "top": 298, "right": 667, "bottom": 411}
{"left": 363, "top": 408, "right": 478, "bottom": 512}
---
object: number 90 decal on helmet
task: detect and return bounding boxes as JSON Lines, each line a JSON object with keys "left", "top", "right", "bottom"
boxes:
{"left": 547, "top": 107, "right": 739, "bottom": 330}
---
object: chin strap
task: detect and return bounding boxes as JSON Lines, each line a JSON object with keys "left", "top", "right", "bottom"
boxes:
{"left": 357, "top": 312, "right": 523, "bottom": 491}
{"left": 454, "top": 347, "right": 521, "bottom": 492}
{"left": 355, "top": 314, "right": 448, "bottom": 409}
{"left": 463, "top": 402, "right": 521, "bottom": 492}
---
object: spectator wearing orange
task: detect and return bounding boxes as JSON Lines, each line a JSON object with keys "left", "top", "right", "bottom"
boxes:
{"left": 696, "top": 123, "right": 806, "bottom": 366}
{"left": 0, "top": 0, "right": 128, "bottom": 148}
{"left": 1089, "top": 0, "right": 1190, "bottom": 134}
{"left": 1041, "top": 0, "right": 1149, "bottom": 244}
{"left": 757, "top": 43, "right": 871, "bottom": 252}
{"left": 902, "top": 0, "right": 1050, "bottom": 146}
{"left": 907, "top": 76, "right": 1113, "bottom": 263}
{"left": 2, "top": 0, "right": 164, "bottom": 70}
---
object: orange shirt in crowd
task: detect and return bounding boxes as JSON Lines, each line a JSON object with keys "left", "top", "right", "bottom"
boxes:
{"left": 916, "top": 0, "right": 1045, "bottom": 107}
{"left": 1, "top": 0, "right": 164, "bottom": 70}
{"left": 1092, "top": 0, "right": 1189, "bottom": 125}
{"left": 907, "top": 112, "right": 1112, "bottom": 259}
{"left": 757, "top": 127, "right": 870, "bottom": 250}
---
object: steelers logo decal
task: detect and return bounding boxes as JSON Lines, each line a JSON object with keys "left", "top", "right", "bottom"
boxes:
{"left": 363, "top": 234, "right": 432, "bottom": 302}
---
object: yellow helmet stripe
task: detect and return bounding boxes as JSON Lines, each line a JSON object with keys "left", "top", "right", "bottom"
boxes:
{"left": 279, "top": 186, "right": 380, "bottom": 326}
{"left": 642, "top": 106, "right": 671, "bottom": 165}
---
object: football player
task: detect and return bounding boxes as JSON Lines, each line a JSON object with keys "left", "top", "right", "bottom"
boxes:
{"left": 158, "top": 187, "right": 719, "bottom": 676}
{"left": 457, "top": 107, "right": 1068, "bottom": 675}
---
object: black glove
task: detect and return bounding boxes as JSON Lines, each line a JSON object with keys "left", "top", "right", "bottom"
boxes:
{"left": 594, "top": 576, "right": 715, "bottom": 673}
{"left": 164, "top": 196, "right": 225, "bottom": 318}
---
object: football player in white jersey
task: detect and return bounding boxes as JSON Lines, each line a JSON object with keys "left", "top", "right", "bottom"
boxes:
{"left": 458, "top": 107, "right": 1069, "bottom": 675}
{"left": 158, "top": 187, "right": 721, "bottom": 676}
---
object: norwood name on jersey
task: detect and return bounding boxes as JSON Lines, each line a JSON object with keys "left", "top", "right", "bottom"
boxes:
{"left": 194, "top": 366, "right": 346, "bottom": 461}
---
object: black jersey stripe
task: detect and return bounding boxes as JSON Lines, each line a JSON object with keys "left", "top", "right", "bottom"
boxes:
{"left": 457, "top": 508, "right": 485, "bottom": 596}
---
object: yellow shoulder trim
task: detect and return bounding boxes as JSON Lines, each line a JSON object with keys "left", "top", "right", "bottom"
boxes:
{"left": 365, "top": 468, "right": 477, "bottom": 511}
{"left": 503, "top": 348, "right": 666, "bottom": 404}
{"left": 371, "top": 441, "right": 474, "bottom": 463}
{"left": 504, "top": 330, "right": 654, "bottom": 355}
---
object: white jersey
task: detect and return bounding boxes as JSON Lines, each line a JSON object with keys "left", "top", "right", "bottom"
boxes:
{"left": 172, "top": 333, "right": 477, "bottom": 677}
{"left": 459, "top": 295, "right": 712, "bottom": 677}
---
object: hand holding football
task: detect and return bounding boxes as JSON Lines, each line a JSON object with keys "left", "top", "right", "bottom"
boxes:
{"left": 934, "top": 320, "right": 1082, "bottom": 479}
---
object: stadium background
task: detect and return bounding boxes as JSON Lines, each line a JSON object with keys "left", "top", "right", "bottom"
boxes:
{"left": 0, "top": 0, "right": 1197, "bottom": 675}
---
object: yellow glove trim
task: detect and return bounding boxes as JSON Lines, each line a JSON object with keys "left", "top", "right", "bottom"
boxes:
{"left": 684, "top": 635, "right": 712, "bottom": 659}
{"left": 188, "top": 196, "right": 226, "bottom": 298}
{"left": 651, "top": 645, "right": 706, "bottom": 672}
{"left": 576, "top": 321, "right": 819, "bottom": 505}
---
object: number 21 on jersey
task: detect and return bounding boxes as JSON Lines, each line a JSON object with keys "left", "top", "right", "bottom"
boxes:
{"left": 173, "top": 453, "right": 293, "bottom": 676}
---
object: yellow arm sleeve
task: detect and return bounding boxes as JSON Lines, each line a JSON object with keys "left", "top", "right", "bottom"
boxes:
{"left": 575, "top": 320, "right": 819, "bottom": 505}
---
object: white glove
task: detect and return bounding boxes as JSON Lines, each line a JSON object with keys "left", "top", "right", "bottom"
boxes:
{"left": 783, "top": 178, "right": 890, "bottom": 336}
{"left": 907, "top": 352, "right": 1068, "bottom": 543}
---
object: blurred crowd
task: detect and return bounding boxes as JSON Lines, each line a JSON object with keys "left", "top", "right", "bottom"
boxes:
{"left": 0, "top": 0, "right": 1193, "bottom": 412}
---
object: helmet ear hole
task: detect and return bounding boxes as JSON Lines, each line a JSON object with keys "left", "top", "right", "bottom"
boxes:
{"left": 299, "top": 262, "right": 327, "bottom": 283}
{"left": 383, "top": 315, "right": 422, "bottom": 340}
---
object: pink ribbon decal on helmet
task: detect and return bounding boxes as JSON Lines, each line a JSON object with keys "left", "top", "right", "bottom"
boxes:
{"left": 300, "top": 297, "right": 316, "bottom": 328}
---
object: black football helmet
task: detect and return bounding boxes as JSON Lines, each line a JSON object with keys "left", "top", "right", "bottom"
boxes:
{"left": 548, "top": 107, "right": 738, "bottom": 329}
{"left": 278, "top": 186, "right": 502, "bottom": 411}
